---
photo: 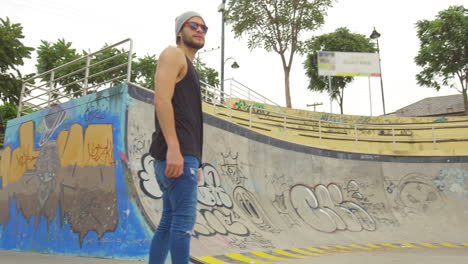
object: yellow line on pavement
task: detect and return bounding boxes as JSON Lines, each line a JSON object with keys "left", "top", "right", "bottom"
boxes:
{"left": 419, "top": 243, "right": 440, "bottom": 248}
{"left": 334, "top": 245, "right": 355, "bottom": 250}
{"left": 272, "top": 250, "right": 309, "bottom": 258}
{"left": 225, "top": 253, "right": 269, "bottom": 263}
{"left": 251, "top": 252, "right": 292, "bottom": 261}
{"left": 348, "top": 244, "right": 371, "bottom": 250}
{"left": 321, "top": 246, "right": 349, "bottom": 252}
{"left": 365, "top": 244, "right": 383, "bottom": 249}
{"left": 290, "top": 248, "right": 324, "bottom": 257}
{"left": 382, "top": 243, "right": 403, "bottom": 249}
{"left": 306, "top": 247, "right": 332, "bottom": 254}
{"left": 401, "top": 243, "right": 422, "bottom": 248}
{"left": 440, "top": 243, "right": 463, "bottom": 248}
{"left": 195, "top": 256, "right": 233, "bottom": 264}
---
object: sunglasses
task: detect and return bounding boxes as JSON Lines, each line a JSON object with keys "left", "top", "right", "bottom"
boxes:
{"left": 183, "top": 21, "right": 208, "bottom": 34}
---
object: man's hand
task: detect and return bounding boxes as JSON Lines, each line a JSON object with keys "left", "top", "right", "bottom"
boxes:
{"left": 165, "top": 147, "right": 184, "bottom": 178}
{"left": 198, "top": 168, "right": 202, "bottom": 183}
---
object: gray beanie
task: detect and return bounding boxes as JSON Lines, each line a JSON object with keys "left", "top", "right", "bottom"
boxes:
{"left": 175, "top": 11, "right": 205, "bottom": 38}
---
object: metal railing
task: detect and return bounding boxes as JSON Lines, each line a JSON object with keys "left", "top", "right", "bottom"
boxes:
{"left": 201, "top": 78, "right": 284, "bottom": 118}
{"left": 225, "top": 78, "right": 283, "bottom": 109}
{"left": 200, "top": 80, "right": 468, "bottom": 150}
{"left": 18, "top": 38, "right": 133, "bottom": 117}
{"left": 246, "top": 106, "right": 468, "bottom": 150}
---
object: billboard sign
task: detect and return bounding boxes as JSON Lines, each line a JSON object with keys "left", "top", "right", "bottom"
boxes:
{"left": 318, "top": 51, "right": 381, "bottom": 77}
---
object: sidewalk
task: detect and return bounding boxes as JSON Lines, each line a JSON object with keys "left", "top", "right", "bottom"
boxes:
{"left": 0, "top": 250, "right": 144, "bottom": 264}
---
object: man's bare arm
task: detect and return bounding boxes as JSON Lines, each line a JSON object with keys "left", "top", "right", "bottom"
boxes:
{"left": 154, "top": 47, "right": 186, "bottom": 178}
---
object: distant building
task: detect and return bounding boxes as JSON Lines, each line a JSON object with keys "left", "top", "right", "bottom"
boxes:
{"left": 389, "top": 94, "right": 465, "bottom": 117}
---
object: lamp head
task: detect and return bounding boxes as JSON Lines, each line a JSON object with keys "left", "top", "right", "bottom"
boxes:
{"left": 370, "top": 27, "right": 381, "bottom": 39}
{"left": 231, "top": 61, "right": 240, "bottom": 69}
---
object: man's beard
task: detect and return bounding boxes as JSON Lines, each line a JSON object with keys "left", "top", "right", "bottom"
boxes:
{"left": 182, "top": 34, "right": 204, "bottom": 50}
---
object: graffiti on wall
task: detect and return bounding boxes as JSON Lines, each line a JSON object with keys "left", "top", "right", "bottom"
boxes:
{"left": 290, "top": 183, "right": 376, "bottom": 233}
{"left": 232, "top": 100, "right": 269, "bottom": 116}
{"left": 0, "top": 116, "right": 118, "bottom": 245}
{"left": 434, "top": 168, "right": 468, "bottom": 197}
{"left": 38, "top": 105, "right": 67, "bottom": 147}
{"left": 385, "top": 173, "right": 444, "bottom": 216}
{"left": 193, "top": 208, "right": 249, "bottom": 238}
{"left": 220, "top": 151, "right": 247, "bottom": 186}
{"left": 137, "top": 153, "right": 162, "bottom": 199}
{"left": 267, "top": 174, "right": 300, "bottom": 227}
{"left": 198, "top": 163, "right": 233, "bottom": 208}
{"left": 233, "top": 186, "right": 281, "bottom": 233}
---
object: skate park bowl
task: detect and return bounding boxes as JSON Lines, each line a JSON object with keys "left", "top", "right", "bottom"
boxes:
{"left": 1, "top": 40, "right": 468, "bottom": 263}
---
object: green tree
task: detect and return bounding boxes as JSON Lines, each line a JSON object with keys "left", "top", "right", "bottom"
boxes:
{"left": 303, "top": 27, "right": 376, "bottom": 114}
{"left": 89, "top": 44, "right": 136, "bottom": 88}
{"left": 36, "top": 39, "right": 83, "bottom": 97}
{"left": 0, "top": 103, "right": 17, "bottom": 147}
{"left": 36, "top": 41, "right": 137, "bottom": 97}
{"left": 193, "top": 59, "right": 220, "bottom": 103}
{"left": 194, "top": 59, "right": 220, "bottom": 88}
{"left": 225, "top": 0, "right": 334, "bottom": 108}
{"left": 133, "top": 54, "right": 158, "bottom": 89}
{"left": 415, "top": 5, "right": 468, "bottom": 115}
{"left": 0, "top": 17, "right": 34, "bottom": 105}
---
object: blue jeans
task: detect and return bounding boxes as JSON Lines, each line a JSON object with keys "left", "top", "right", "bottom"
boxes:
{"left": 149, "top": 155, "right": 199, "bottom": 264}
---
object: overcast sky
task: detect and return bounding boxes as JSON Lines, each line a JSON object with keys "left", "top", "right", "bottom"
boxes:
{"left": 2, "top": 0, "right": 466, "bottom": 116}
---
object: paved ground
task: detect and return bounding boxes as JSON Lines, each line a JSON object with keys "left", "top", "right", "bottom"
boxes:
{"left": 292, "top": 248, "right": 468, "bottom": 264}
{"left": 0, "top": 250, "right": 144, "bottom": 264}
{"left": 2, "top": 248, "right": 468, "bottom": 264}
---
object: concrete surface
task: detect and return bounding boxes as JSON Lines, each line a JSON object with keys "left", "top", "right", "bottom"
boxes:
{"left": 0, "top": 250, "right": 143, "bottom": 264}
{"left": 291, "top": 248, "right": 468, "bottom": 264}
{"left": 2, "top": 247, "right": 468, "bottom": 264}
{"left": 1, "top": 84, "right": 468, "bottom": 264}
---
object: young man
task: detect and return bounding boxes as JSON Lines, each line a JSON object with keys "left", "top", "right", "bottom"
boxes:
{"left": 148, "top": 11, "right": 207, "bottom": 264}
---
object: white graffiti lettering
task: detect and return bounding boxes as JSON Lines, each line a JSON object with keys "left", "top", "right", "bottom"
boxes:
{"left": 197, "top": 163, "right": 233, "bottom": 208}
{"left": 290, "top": 183, "right": 376, "bottom": 233}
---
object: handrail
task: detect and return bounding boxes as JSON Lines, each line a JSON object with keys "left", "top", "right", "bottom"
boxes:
{"left": 18, "top": 38, "right": 133, "bottom": 117}
{"left": 23, "top": 39, "right": 132, "bottom": 83}
{"left": 247, "top": 106, "right": 467, "bottom": 129}
{"left": 225, "top": 78, "right": 282, "bottom": 109}
{"left": 244, "top": 106, "right": 468, "bottom": 147}
{"left": 200, "top": 79, "right": 468, "bottom": 149}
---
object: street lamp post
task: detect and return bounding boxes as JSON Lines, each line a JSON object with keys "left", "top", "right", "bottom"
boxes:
{"left": 224, "top": 57, "right": 239, "bottom": 69}
{"left": 370, "top": 27, "right": 386, "bottom": 115}
{"left": 219, "top": 0, "right": 227, "bottom": 96}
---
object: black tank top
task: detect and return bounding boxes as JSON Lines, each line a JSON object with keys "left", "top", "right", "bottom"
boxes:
{"left": 150, "top": 56, "right": 203, "bottom": 164}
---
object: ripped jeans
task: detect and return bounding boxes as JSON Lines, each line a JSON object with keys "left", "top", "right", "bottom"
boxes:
{"left": 149, "top": 155, "right": 199, "bottom": 264}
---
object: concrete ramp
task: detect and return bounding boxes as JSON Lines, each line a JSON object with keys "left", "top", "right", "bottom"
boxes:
{"left": 124, "top": 85, "right": 468, "bottom": 262}
{"left": 1, "top": 83, "right": 467, "bottom": 263}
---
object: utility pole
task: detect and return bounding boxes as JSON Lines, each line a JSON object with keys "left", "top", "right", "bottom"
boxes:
{"left": 307, "top": 103, "right": 323, "bottom": 112}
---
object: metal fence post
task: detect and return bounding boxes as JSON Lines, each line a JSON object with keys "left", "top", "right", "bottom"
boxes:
{"left": 126, "top": 39, "right": 133, "bottom": 83}
{"left": 84, "top": 56, "right": 91, "bottom": 95}
{"left": 49, "top": 71, "right": 55, "bottom": 106}
{"left": 354, "top": 125, "right": 358, "bottom": 144}
{"left": 318, "top": 120, "right": 322, "bottom": 142}
{"left": 229, "top": 86, "right": 232, "bottom": 119}
{"left": 249, "top": 106, "right": 252, "bottom": 128}
{"left": 17, "top": 82, "right": 26, "bottom": 117}
{"left": 283, "top": 115, "right": 287, "bottom": 134}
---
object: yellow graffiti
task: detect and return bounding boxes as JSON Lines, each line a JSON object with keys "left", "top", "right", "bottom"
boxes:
{"left": 0, "top": 122, "right": 40, "bottom": 186}
{"left": 0, "top": 146, "right": 11, "bottom": 185}
{"left": 57, "top": 124, "right": 114, "bottom": 167}
{"left": 0, "top": 122, "right": 115, "bottom": 188}
{"left": 83, "top": 124, "right": 114, "bottom": 166}
{"left": 58, "top": 124, "right": 84, "bottom": 167}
